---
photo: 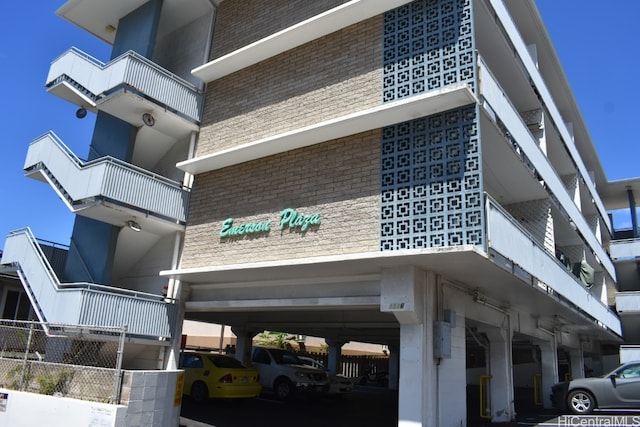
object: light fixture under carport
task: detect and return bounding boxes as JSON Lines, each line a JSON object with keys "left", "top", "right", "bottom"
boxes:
{"left": 142, "top": 112, "right": 155, "bottom": 127}
{"left": 127, "top": 220, "right": 142, "bottom": 232}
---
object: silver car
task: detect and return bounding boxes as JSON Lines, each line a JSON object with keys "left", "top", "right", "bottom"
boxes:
{"left": 551, "top": 361, "right": 640, "bottom": 414}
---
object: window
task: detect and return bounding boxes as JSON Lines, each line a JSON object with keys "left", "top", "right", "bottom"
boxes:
{"left": 252, "top": 348, "right": 271, "bottom": 364}
{"left": 619, "top": 364, "right": 640, "bottom": 379}
{"left": 181, "top": 353, "right": 204, "bottom": 369}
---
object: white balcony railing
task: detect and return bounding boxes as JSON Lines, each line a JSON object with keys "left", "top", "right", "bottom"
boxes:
{"left": 47, "top": 47, "right": 202, "bottom": 122}
{"left": 25, "top": 132, "right": 189, "bottom": 225}
{"left": 487, "top": 0, "right": 610, "bottom": 236}
{"left": 486, "top": 195, "right": 621, "bottom": 335}
{"left": 0, "top": 228, "right": 176, "bottom": 340}
{"left": 478, "top": 56, "right": 616, "bottom": 281}
{"left": 609, "top": 238, "right": 640, "bottom": 260}
{"left": 616, "top": 292, "right": 640, "bottom": 315}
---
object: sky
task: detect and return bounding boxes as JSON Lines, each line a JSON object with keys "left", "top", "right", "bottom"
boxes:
{"left": 0, "top": 1, "right": 639, "bottom": 247}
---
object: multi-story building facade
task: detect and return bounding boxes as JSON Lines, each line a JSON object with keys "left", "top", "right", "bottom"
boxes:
{"left": 1, "top": 0, "right": 637, "bottom": 426}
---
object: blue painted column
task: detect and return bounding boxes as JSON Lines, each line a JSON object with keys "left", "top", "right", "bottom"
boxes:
{"left": 627, "top": 188, "right": 638, "bottom": 238}
{"left": 64, "top": 0, "right": 164, "bottom": 284}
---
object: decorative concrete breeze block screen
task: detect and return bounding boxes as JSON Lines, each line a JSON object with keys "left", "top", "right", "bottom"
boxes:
{"left": 380, "top": 0, "right": 484, "bottom": 251}
{"left": 382, "top": 0, "right": 475, "bottom": 102}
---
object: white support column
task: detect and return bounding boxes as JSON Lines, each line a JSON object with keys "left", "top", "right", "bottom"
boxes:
{"left": 231, "top": 327, "right": 260, "bottom": 367}
{"left": 436, "top": 308, "right": 466, "bottom": 427}
{"left": 325, "top": 339, "right": 345, "bottom": 375}
{"left": 483, "top": 326, "right": 515, "bottom": 422}
{"left": 538, "top": 337, "right": 559, "bottom": 408}
{"left": 381, "top": 266, "right": 437, "bottom": 427}
{"left": 569, "top": 347, "right": 585, "bottom": 379}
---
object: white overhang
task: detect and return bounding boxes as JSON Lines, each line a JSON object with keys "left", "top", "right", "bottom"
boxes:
{"left": 191, "top": 0, "right": 414, "bottom": 82}
{"left": 177, "top": 84, "right": 476, "bottom": 174}
{"left": 161, "top": 247, "right": 619, "bottom": 340}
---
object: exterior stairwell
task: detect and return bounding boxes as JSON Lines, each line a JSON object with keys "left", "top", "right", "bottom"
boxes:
{"left": 0, "top": 228, "right": 177, "bottom": 340}
{"left": 46, "top": 47, "right": 202, "bottom": 131}
{"left": 24, "top": 132, "right": 189, "bottom": 231}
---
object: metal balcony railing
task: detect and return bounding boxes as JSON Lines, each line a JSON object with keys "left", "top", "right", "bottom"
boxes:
{"left": 47, "top": 47, "right": 202, "bottom": 122}
{"left": 477, "top": 56, "right": 615, "bottom": 280}
{"left": 0, "top": 229, "right": 177, "bottom": 340}
{"left": 485, "top": 195, "right": 621, "bottom": 335}
{"left": 609, "top": 238, "right": 640, "bottom": 260}
{"left": 25, "top": 132, "right": 189, "bottom": 225}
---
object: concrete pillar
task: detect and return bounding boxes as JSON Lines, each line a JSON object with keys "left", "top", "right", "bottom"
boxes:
{"left": 569, "top": 347, "right": 585, "bottom": 379}
{"left": 484, "top": 326, "right": 515, "bottom": 422}
{"left": 436, "top": 307, "right": 466, "bottom": 427}
{"left": 231, "top": 327, "right": 259, "bottom": 367}
{"left": 165, "top": 280, "right": 186, "bottom": 370}
{"left": 388, "top": 343, "right": 400, "bottom": 391}
{"left": 325, "top": 339, "right": 345, "bottom": 375}
{"left": 627, "top": 188, "right": 638, "bottom": 238}
{"left": 381, "top": 267, "right": 436, "bottom": 427}
{"left": 538, "top": 337, "right": 559, "bottom": 408}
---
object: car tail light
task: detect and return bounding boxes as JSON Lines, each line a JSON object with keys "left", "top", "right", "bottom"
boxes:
{"left": 219, "top": 374, "right": 233, "bottom": 384}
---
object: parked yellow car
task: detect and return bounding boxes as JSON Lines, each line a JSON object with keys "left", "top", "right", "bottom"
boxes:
{"left": 180, "top": 351, "right": 262, "bottom": 402}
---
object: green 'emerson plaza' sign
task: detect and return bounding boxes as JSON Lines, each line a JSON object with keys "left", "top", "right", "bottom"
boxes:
{"left": 220, "top": 208, "right": 322, "bottom": 238}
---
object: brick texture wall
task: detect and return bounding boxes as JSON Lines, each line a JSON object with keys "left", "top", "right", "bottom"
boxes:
{"left": 210, "top": 0, "right": 350, "bottom": 59}
{"left": 181, "top": 131, "right": 380, "bottom": 268}
{"left": 198, "top": 13, "right": 383, "bottom": 154}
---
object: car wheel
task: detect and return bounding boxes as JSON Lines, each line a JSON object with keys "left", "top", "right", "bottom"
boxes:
{"left": 191, "top": 381, "right": 209, "bottom": 404}
{"left": 567, "top": 390, "right": 595, "bottom": 414}
{"left": 274, "top": 378, "right": 293, "bottom": 401}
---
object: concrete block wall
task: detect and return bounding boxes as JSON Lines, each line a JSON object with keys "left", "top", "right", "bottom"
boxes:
{"left": 120, "top": 370, "right": 182, "bottom": 427}
{"left": 182, "top": 132, "right": 381, "bottom": 268}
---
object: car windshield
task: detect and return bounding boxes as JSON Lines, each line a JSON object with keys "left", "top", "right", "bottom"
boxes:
{"left": 269, "top": 348, "right": 303, "bottom": 365}
{"left": 207, "top": 355, "right": 247, "bottom": 369}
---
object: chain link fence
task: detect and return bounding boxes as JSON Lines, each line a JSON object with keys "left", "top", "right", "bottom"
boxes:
{"left": 0, "top": 320, "right": 126, "bottom": 403}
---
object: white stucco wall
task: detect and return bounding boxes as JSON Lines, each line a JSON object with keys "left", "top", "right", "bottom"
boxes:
{"left": 0, "top": 369, "right": 183, "bottom": 427}
{"left": 0, "top": 389, "right": 127, "bottom": 427}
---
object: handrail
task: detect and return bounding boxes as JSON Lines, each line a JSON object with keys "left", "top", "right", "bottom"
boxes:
{"left": 34, "top": 132, "right": 83, "bottom": 166}
{"left": 8, "top": 228, "right": 61, "bottom": 290}
{"left": 47, "top": 48, "right": 203, "bottom": 122}
{"left": 4, "top": 228, "right": 173, "bottom": 302}
{"left": 31, "top": 132, "right": 189, "bottom": 191}
{"left": 52, "top": 47, "right": 199, "bottom": 91}
{"left": 610, "top": 237, "right": 640, "bottom": 244}
{"left": 35, "top": 237, "right": 69, "bottom": 251}
{"left": 2, "top": 228, "right": 176, "bottom": 339}
{"left": 50, "top": 46, "right": 104, "bottom": 67}
{"left": 485, "top": 194, "right": 621, "bottom": 335}
{"left": 486, "top": 0, "right": 610, "bottom": 235}
{"left": 477, "top": 55, "right": 616, "bottom": 279}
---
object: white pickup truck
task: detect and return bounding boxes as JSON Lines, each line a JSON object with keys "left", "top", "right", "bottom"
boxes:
{"left": 251, "top": 346, "right": 329, "bottom": 400}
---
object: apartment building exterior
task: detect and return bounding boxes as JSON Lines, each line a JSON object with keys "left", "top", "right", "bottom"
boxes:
{"left": 1, "top": 0, "right": 638, "bottom": 426}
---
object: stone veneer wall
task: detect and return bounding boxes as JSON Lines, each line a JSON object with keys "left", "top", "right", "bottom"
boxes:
{"left": 182, "top": 132, "right": 380, "bottom": 268}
